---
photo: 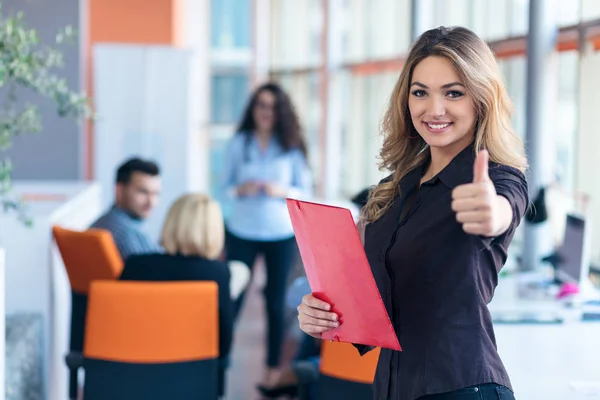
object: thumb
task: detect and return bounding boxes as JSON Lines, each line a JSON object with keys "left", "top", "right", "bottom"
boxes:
{"left": 473, "top": 149, "right": 490, "bottom": 183}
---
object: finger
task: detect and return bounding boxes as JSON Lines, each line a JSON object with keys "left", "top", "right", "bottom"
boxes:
{"left": 452, "top": 198, "right": 490, "bottom": 212}
{"left": 300, "top": 323, "right": 334, "bottom": 334}
{"left": 473, "top": 149, "right": 490, "bottom": 183}
{"left": 462, "top": 222, "right": 489, "bottom": 235}
{"left": 302, "top": 295, "right": 332, "bottom": 311}
{"left": 452, "top": 183, "right": 489, "bottom": 199}
{"left": 299, "top": 314, "right": 339, "bottom": 328}
{"left": 456, "top": 210, "right": 488, "bottom": 224}
{"left": 299, "top": 305, "right": 338, "bottom": 322}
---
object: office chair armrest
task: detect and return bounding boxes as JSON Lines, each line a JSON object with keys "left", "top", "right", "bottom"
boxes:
{"left": 65, "top": 351, "right": 84, "bottom": 370}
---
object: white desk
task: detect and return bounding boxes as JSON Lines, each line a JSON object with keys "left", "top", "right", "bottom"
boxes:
{"left": 0, "top": 181, "right": 103, "bottom": 400}
{"left": 491, "top": 276, "right": 600, "bottom": 399}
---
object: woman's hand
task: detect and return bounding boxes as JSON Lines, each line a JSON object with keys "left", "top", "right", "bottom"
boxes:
{"left": 237, "top": 181, "right": 262, "bottom": 197}
{"left": 263, "top": 183, "right": 288, "bottom": 198}
{"left": 451, "top": 150, "right": 512, "bottom": 237}
{"left": 297, "top": 294, "right": 339, "bottom": 338}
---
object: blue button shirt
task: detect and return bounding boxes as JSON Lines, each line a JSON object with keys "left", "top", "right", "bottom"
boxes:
{"left": 90, "top": 206, "right": 161, "bottom": 260}
{"left": 286, "top": 277, "right": 311, "bottom": 310}
{"left": 221, "top": 133, "right": 313, "bottom": 241}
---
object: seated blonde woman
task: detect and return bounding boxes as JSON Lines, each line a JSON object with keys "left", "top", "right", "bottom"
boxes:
{"left": 119, "top": 193, "right": 249, "bottom": 398}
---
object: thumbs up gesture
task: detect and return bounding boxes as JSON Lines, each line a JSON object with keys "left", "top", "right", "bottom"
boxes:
{"left": 451, "top": 150, "right": 503, "bottom": 236}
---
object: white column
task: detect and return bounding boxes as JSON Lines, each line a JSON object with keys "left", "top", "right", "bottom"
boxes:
{"left": 522, "top": 0, "right": 558, "bottom": 271}
{"left": 252, "top": 0, "right": 271, "bottom": 86}
{"left": 323, "top": 0, "right": 344, "bottom": 200}
{"left": 180, "top": 0, "right": 211, "bottom": 193}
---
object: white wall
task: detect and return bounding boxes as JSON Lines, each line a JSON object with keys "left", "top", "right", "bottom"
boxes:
{"left": 0, "top": 181, "right": 102, "bottom": 400}
{"left": 577, "top": 46, "right": 600, "bottom": 266}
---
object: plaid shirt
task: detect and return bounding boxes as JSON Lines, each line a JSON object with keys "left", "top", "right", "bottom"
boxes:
{"left": 90, "top": 206, "right": 160, "bottom": 260}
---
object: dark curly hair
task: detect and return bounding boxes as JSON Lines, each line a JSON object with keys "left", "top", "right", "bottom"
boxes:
{"left": 236, "top": 82, "right": 307, "bottom": 158}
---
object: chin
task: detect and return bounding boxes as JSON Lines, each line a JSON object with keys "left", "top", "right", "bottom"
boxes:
{"left": 421, "top": 134, "right": 457, "bottom": 149}
{"left": 422, "top": 132, "right": 472, "bottom": 152}
{"left": 136, "top": 211, "right": 151, "bottom": 220}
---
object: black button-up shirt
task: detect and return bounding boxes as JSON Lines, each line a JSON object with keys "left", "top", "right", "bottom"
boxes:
{"left": 361, "top": 145, "right": 528, "bottom": 399}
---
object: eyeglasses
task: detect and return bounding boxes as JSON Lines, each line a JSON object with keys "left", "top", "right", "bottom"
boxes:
{"left": 255, "top": 101, "right": 275, "bottom": 111}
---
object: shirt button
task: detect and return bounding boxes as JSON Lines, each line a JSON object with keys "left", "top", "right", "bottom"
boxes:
{"left": 473, "top": 387, "right": 479, "bottom": 392}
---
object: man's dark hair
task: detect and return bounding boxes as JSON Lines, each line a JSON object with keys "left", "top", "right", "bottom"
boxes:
{"left": 351, "top": 187, "right": 372, "bottom": 209}
{"left": 116, "top": 157, "right": 160, "bottom": 184}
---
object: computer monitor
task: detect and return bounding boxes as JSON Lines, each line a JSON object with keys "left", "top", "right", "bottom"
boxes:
{"left": 555, "top": 214, "right": 591, "bottom": 285}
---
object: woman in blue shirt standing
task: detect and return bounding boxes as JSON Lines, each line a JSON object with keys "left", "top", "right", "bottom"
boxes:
{"left": 221, "top": 82, "right": 312, "bottom": 389}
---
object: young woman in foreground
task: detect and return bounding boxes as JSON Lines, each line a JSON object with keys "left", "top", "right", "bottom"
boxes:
{"left": 298, "top": 26, "right": 528, "bottom": 400}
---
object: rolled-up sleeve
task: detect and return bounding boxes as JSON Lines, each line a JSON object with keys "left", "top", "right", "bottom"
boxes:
{"left": 286, "top": 150, "right": 313, "bottom": 200}
{"left": 491, "top": 165, "right": 529, "bottom": 237}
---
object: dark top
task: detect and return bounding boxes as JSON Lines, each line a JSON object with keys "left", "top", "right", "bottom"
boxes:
{"left": 120, "top": 253, "right": 234, "bottom": 361}
{"left": 358, "top": 145, "right": 528, "bottom": 400}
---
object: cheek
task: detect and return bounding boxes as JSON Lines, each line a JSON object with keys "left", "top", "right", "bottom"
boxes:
{"left": 408, "top": 102, "right": 423, "bottom": 123}
{"left": 454, "top": 103, "right": 477, "bottom": 125}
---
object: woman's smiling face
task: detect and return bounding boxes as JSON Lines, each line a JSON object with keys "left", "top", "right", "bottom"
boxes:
{"left": 408, "top": 56, "right": 477, "bottom": 154}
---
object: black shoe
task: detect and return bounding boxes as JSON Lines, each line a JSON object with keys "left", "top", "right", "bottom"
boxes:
{"left": 256, "top": 383, "right": 298, "bottom": 398}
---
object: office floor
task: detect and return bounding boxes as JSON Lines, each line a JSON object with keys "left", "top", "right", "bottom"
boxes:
{"left": 226, "top": 263, "right": 300, "bottom": 400}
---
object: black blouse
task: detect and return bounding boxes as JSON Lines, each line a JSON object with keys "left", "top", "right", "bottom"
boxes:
{"left": 361, "top": 145, "right": 528, "bottom": 399}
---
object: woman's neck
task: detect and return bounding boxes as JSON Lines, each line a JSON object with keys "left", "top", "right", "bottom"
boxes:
{"left": 255, "top": 129, "right": 272, "bottom": 150}
{"left": 425, "top": 140, "right": 472, "bottom": 179}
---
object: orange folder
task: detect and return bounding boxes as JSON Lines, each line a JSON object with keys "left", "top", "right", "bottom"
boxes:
{"left": 286, "top": 199, "right": 401, "bottom": 351}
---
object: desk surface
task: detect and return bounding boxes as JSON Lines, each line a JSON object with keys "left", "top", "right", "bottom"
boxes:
{"left": 491, "top": 276, "right": 600, "bottom": 399}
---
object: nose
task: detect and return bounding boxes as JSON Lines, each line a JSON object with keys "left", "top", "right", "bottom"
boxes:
{"left": 427, "top": 96, "right": 446, "bottom": 119}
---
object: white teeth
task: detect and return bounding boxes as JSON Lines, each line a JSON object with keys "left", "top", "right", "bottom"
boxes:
{"left": 427, "top": 123, "right": 450, "bottom": 129}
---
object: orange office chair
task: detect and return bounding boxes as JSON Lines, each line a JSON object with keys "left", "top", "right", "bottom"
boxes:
{"left": 317, "top": 341, "right": 380, "bottom": 400}
{"left": 83, "top": 281, "right": 220, "bottom": 400}
{"left": 52, "top": 226, "right": 124, "bottom": 399}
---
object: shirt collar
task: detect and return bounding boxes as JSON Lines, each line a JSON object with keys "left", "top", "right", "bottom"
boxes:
{"left": 399, "top": 144, "right": 476, "bottom": 192}
{"left": 110, "top": 205, "right": 143, "bottom": 224}
{"left": 435, "top": 144, "right": 476, "bottom": 189}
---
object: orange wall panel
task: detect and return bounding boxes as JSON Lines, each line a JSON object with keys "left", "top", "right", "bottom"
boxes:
{"left": 84, "top": 0, "right": 184, "bottom": 179}
{"left": 89, "top": 0, "right": 181, "bottom": 45}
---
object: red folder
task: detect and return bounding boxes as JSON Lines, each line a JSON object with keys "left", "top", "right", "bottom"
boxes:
{"left": 286, "top": 199, "right": 401, "bottom": 351}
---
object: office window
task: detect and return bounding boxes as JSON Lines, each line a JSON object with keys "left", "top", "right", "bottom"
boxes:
{"left": 209, "top": 125, "right": 235, "bottom": 216}
{"left": 210, "top": 74, "right": 249, "bottom": 124}
{"left": 555, "top": 51, "right": 578, "bottom": 190}
{"left": 582, "top": 0, "right": 600, "bottom": 21}
{"left": 270, "top": 0, "right": 322, "bottom": 69}
{"left": 211, "top": 0, "right": 251, "bottom": 49}
{"left": 507, "top": 0, "right": 529, "bottom": 36}
{"left": 558, "top": 1, "right": 580, "bottom": 26}
{"left": 578, "top": 50, "right": 600, "bottom": 265}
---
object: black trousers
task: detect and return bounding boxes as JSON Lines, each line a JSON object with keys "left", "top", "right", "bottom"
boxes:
{"left": 225, "top": 230, "right": 298, "bottom": 367}
{"left": 417, "top": 384, "right": 516, "bottom": 400}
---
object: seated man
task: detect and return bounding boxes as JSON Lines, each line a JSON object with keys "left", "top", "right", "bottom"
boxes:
{"left": 90, "top": 157, "right": 162, "bottom": 260}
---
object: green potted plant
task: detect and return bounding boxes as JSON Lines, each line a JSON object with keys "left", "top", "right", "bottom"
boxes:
{"left": 0, "top": 6, "right": 92, "bottom": 225}
{"left": 0, "top": 7, "right": 91, "bottom": 398}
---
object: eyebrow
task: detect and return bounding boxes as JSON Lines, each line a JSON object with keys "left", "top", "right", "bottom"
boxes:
{"left": 410, "top": 81, "right": 465, "bottom": 89}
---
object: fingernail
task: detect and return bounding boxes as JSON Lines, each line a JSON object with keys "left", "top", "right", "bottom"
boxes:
{"left": 325, "top": 304, "right": 331, "bottom": 311}
{"left": 332, "top": 314, "right": 338, "bottom": 321}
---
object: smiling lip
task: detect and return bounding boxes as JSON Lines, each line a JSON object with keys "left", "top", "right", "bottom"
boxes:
{"left": 424, "top": 121, "right": 453, "bottom": 133}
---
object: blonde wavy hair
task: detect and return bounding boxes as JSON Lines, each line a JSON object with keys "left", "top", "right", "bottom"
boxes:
{"left": 364, "top": 26, "right": 527, "bottom": 223}
{"left": 160, "top": 193, "right": 225, "bottom": 259}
